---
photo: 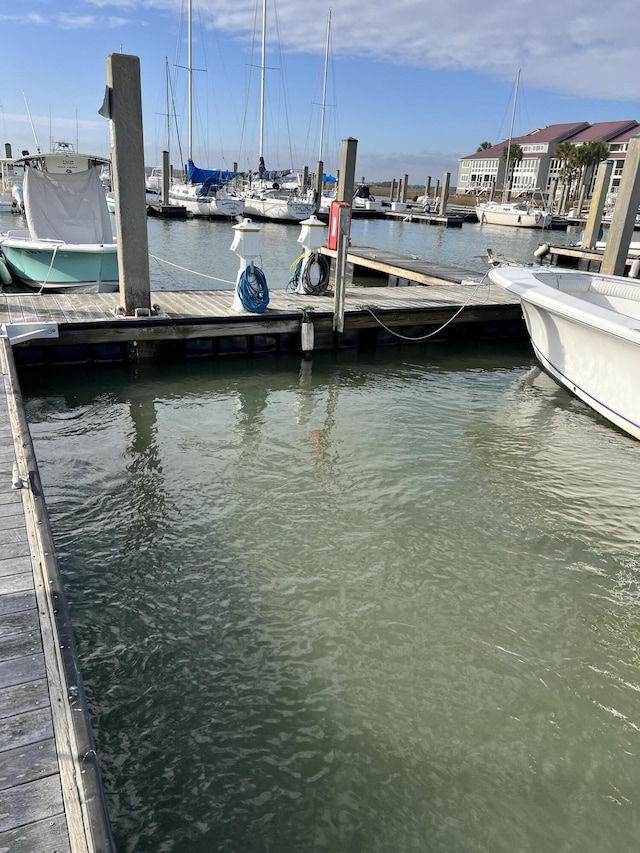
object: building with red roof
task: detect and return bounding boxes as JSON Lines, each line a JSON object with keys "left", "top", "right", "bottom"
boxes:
{"left": 457, "top": 120, "right": 639, "bottom": 203}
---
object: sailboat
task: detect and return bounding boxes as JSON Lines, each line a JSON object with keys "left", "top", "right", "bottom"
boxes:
{"left": 168, "top": 0, "right": 244, "bottom": 218}
{"left": 475, "top": 70, "right": 552, "bottom": 229}
{"left": 240, "top": 0, "right": 316, "bottom": 223}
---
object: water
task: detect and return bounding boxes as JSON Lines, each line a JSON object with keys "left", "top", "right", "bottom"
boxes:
{"left": 1, "top": 205, "right": 582, "bottom": 293}
{"left": 20, "top": 345, "right": 640, "bottom": 853}
{"left": 8, "top": 204, "right": 638, "bottom": 851}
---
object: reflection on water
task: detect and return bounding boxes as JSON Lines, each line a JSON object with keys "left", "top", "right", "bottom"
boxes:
{"left": 21, "top": 345, "right": 640, "bottom": 853}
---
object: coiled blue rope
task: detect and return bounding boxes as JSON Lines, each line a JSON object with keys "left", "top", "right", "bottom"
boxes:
{"left": 238, "top": 264, "right": 269, "bottom": 313}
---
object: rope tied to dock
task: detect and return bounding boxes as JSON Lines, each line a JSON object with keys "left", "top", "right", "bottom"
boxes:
{"left": 148, "top": 253, "right": 236, "bottom": 285}
{"left": 356, "top": 274, "right": 491, "bottom": 342}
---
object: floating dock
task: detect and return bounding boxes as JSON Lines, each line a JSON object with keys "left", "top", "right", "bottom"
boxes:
{"left": 538, "top": 244, "right": 640, "bottom": 272}
{"left": 0, "top": 334, "right": 114, "bottom": 852}
{"left": 0, "top": 275, "right": 524, "bottom": 366}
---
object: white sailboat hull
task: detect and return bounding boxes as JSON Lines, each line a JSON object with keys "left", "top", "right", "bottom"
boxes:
{"left": 242, "top": 195, "right": 315, "bottom": 222}
{"left": 476, "top": 202, "right": 552, "bottom": 228}
{"left": 168, "top": 184, "right": 244, "bottom": 218}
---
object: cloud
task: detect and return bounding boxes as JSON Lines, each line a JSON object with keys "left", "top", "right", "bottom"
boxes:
{"left": 195, "top": 0, "right": 640, "bottom": 102}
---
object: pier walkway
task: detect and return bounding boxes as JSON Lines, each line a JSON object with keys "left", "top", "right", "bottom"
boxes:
{"left": 0, "top": 277, "right": 523, "bottom": 364}
{"left": 0, "top": 334, "right": 113, "bottom": 852}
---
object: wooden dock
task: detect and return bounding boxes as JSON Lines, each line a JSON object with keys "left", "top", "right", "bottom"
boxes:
{"left": 0, "top": 334, "right": 114, "bottom": 852}
{"left": 326, "top": 245, "right": 486, "bottom": 286}
{"left": 539, "top": 243, "right": 640, "bottom": 272}
{"left": 0, "top": 276, "right": 524, "bottom": 365}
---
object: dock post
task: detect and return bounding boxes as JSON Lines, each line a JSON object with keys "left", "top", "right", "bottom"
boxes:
{"left": 425, "top": 176, "right": 431, "bottom": 200}
{"left": 440, "top": 172, "right": 451, "bottom": 214}
{"left": 161, "top": 149, "right": 170, "bottom": 205}
{"left": 333, "top": 138, "right": 357, "bottom": 333}
{"left": 601, "top": 137, "right": 640, "bottom": 276}
{"left": 582, "top": 160, "right": 613, "bottom": 249}
{"left": 401, "top": 174, "right": 409, "bottom": 203}
{"left": 390, "top": 178, "right": 397, "bottom": 202}
{"left": 314, "top": 160, "right": 324, "bottom": 212}
{"left": 548, "top": 178, "right": 558, "bottom": 213}
{"left": 102, "top": 53, "right": 151, "bottom": 316}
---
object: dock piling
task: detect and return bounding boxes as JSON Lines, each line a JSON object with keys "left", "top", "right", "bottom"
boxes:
{"left": 102, "top": 53, "right": 152, "bottom": 316}
{"left": 601, "top": 136, "right": 640, "bottom": 277}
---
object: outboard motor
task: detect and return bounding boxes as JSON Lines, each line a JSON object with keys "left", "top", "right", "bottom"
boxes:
{"left": 11, "top": 185, "right": 24, "bottom": 214}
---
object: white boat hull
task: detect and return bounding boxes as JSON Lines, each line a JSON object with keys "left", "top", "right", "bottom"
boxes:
{"left": 168, "top": 184, "right": 244, "bottom": 218}
{"left": 1, "top": 234, "right": 119, "bottom": 293}
{"left": 242, "top": 196, "right": 315, "bottom": 222}
{"left": 476, "top": 203, "right": 552, "bottom": 228}
{"left": 488, "top": 266, "right": 640, "bottom": 440}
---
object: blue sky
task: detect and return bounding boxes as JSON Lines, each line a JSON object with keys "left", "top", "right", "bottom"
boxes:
{"left": 1, "top": 0, "right": 638, "bottom": 185}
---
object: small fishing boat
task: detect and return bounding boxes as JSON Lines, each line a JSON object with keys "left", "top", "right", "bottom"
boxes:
{"left": 0, "top": 154, "right": 24, "bottom": 212}
{"left": 488, "top": 264, "right": 640, "bottom": 440}
{"left": 0, "top": 141, "right": 118, "bottom": 293}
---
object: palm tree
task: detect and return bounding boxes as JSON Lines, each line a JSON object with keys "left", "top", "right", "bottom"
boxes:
{"left": 476, "top": 141, "right": 492, "bottom": 152}
{"left": 501, "top": 142, "right": 523, "bottom": 198}
{"left": 575, "top": 140, "right": 610, "bottom": 203}
{"left": 552, "top": 141, "right": 580, "bottom": 213}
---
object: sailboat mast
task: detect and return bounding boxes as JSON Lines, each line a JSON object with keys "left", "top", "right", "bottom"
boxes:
{"left": 318, "top": 10, "right": 331, "bottom": 163}
{"left": 504, "top": 68, "right": 520, "bottom": 197}
{"left": 165, "top": 56, "right": 171, "bottom": 154}
{"left": 259, "top": 0, "right": 267, "bottom": 162}
{"left": 187, "top": 0, "right": 193, "bottom": 162}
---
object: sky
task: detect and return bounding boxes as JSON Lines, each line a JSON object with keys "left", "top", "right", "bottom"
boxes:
{"left": 1, "top": 0, "right": 639, "bottom": 185}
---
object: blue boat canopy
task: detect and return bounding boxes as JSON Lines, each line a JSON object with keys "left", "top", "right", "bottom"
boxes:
{"left": 188, "top": 160, "right": 242, "bottom": 187}
{"left": 322, "top": 174, "right": 336, "bottom": 183}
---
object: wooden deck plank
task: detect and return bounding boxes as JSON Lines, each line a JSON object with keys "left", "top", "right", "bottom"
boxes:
{"left": 0, "top": 812, "right": 71, "bottom": 853}
{"left": 0, "top": 737, "right": 59, "bottom": 790}
{"left": 0, "top": 773, "right": 66, "bottom": 832}
{"left": 0, "top": 335, "right": 114, "bottom": 851}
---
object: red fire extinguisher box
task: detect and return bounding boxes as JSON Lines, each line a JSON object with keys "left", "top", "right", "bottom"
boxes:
{"left": 327, "top": 201, "right": 352, "bottom": 251}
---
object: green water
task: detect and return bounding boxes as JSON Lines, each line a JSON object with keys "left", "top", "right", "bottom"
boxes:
{"left": 21, "top": 344, "right": 640, "bottom": 852}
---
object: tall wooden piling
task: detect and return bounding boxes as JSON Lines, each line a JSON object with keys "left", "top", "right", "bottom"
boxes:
{"left": 440, "top": 172, "right": 451, "bottom": 213}
{"left": 601, "top": 136, "right": 640, "bottom": 277}
{"left": 582, "top": 159, "right": 613, "bottom": 249}
{"left": 103, "top": 53, "right": 151, "bottom": 315}
{"left": 333, "top": 138, "right": 357, "bottom": 333}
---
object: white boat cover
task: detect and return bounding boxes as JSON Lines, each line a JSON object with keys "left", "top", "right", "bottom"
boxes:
{"left": 24, "top": 165, "right": 114, "bottom": 244}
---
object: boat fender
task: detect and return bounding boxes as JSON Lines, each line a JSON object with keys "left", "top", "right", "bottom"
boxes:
{"left": 630, "top": 258, "right": 640, "bottom": 279}
{"left": 301, "top": 309, "right": 314, "bottom": 352}
{"left": 0, "top": 257, "right": 12, "bottom": 285}
{"left": 534, "top": 243, "right": 550, "bottom": 260}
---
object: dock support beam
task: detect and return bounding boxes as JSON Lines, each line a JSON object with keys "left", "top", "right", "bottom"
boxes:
{"left": 582, "top": 160, "right": 612, "bottom": 249}
{"left": 314, "top": 159, "right": 324, "bottom": 212}
{"left": 440, "top": 172, "right": 451, "bottom": 214}
{"left": 333, "top": 138, "right": 357, "bottom": 333}
{"left": 601, "top": 136, "right": 640, "bottom": 276}
{"left": 102, "top": 53, "right": 151, "bottom": 315}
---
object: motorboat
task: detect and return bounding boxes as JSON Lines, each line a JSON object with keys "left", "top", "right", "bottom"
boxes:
{"left": 145, "top": 166, "right": 163, "bottom": 194}
{"left": 0, "top": 155, "right": 24, "bottom": 212}
{"left": 0, "top": 141, "right": 118, "bottom": 293}
{"left": 352, "top": 184, "right": 385, "bottom": 216}
{"left": 476, "top": 200, "right": 552, "bottom": 228}
{"left": 488, "top": 264, "right": 640, "bottom": 440}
